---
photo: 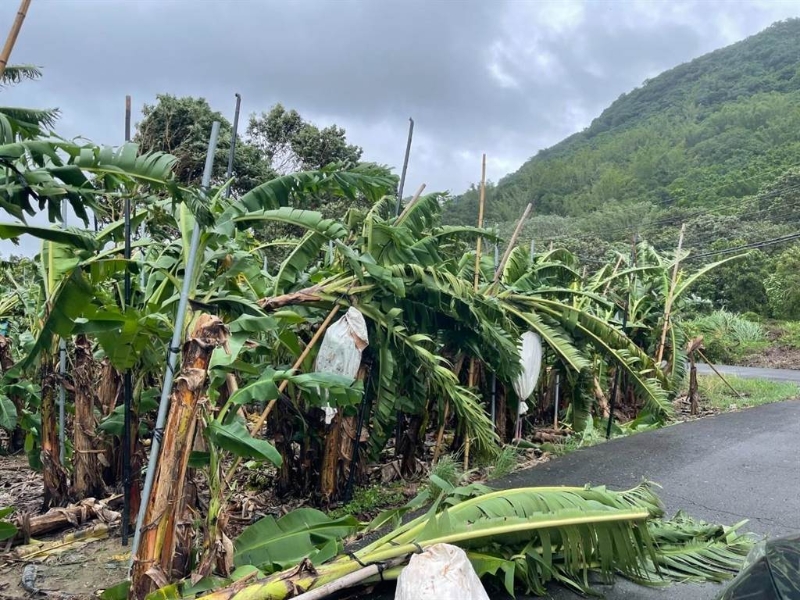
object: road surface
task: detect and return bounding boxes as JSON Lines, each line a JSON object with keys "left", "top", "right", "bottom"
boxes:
{"left": 696, "top": 363, "right": 800, "bottom": 383}
{"left": 370, "top": 375, "right": 800, "bottom": 600}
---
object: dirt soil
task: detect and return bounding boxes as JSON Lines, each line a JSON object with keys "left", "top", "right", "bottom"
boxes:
{"left": 0, "top": 456, "right": 127, "bottom": 599}
{"left": 740, "top": 344, "right": 800, "bottom": 369}
{"left": 739, "top": 324, "right": 800, "bottom": 369}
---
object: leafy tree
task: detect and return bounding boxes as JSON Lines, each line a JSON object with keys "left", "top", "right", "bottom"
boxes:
{"left": 136, "top": 94, "right": 273, "bottom": 194}
{"left": 765, "top": 245, "right": 800, "bottom": 318}
{"left": 246, "top": 104, "right": 362, "bottom": 176}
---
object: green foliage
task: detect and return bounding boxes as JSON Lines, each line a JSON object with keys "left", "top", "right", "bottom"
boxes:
{"left": 327, "top": 484, "right": 406, "bottom": 520}
{"left": 685, "top": 310, "right": 767, "bottom": 363}
{"left": 442, "top": 20, "right": 800, "bottom": 314}
{"left": 136, "top": 94, "right": 273, "bottom": 193}
{"left": 246, "top": 104, "right": 362, "bottom": 175}
{"left": 430, "top": 454, "right": 464, "bottom": 495}
{"left": 0, "top": 506, "right": 17, "bottom": 541}
{"left": 233, "top": 508, "right": 359, "bottom": 573}
{"left": 765, "top": 245, "right": 800, "bottom": 318}
{"left": 487, "top": 445, "right": 520, "bottom": 480}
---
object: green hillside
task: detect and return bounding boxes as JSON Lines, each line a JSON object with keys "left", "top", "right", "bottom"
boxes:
{"left": 442, "top": 19, "right": 800, "bottom": 317}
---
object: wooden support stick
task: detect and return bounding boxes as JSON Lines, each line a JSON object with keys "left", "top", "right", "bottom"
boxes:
{"left": 0, "top": 0, "right": 32, "bottom": 79}
{"left": 602, "top": 255, "right": 625, "bottom": 296}
{"left": 224, "top": 304, "right": 341, "bottom": 483}
{"left": 396, "top": 183, "right": 426, "bottom": 223}
{"left": 464, "top": 155, "right": 487, "bottom": 469}
{"left": 656, "top": 223, "right": 686, "bottom": 365}
{"left": 696, "top": 349, "right": 744, "bottom": 399}
{"left": 493, "top": 203, "right": 533, "bottom": 285}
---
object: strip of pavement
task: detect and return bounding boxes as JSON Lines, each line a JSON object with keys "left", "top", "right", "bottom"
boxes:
{"left": 369, "top": 399, "right": 800, "bottom": 600}
{"left": 696, "top": 363, "right": 800, "bottom": 383}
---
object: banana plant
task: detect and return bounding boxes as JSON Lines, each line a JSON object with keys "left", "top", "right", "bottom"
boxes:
{"left": 187, "top": 481, "right": 752, "bottom": 600}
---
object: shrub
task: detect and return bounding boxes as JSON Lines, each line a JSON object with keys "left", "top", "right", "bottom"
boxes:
{"left": 685, "top": 310, "right": 766, "bottom": 363}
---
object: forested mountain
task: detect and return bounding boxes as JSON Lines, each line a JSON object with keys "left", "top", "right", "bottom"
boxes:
{"left": 442, "top": 19, "right": 800, "bottom": 317}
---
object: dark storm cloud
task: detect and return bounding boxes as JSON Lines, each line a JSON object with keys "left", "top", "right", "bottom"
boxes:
{"left": 1, "top": 0, "right": 800, "bottom": 240}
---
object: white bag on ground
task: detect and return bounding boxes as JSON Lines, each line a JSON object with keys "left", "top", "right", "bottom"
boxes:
{"left": 314, "top": 307, "right": 369, "bottom": 424}
{"left": 512, "top": 331, "right": 543, "bottom": 416}
{"left": 395, "top": 543, "right": 490, "bottom": 600}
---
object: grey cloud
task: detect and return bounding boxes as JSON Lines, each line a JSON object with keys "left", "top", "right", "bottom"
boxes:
{"left": 1, "top": 0, "right": 800, "bottom": 245}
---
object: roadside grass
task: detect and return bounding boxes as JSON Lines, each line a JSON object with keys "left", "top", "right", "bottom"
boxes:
{"left": 327, "top": 483, "right": 406, "bottom": 520}
{"left": 698, "top": 374, "right": 799, "bottom": 411}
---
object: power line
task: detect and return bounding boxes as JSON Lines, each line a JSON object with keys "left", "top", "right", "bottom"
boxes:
{"left": 684, "top": 232, "right": 800, "bottom": 260}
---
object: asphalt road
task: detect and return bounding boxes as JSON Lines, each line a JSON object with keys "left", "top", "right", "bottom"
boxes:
{"left": 696, "top": 363, "right": 800, "bottom": 383}
{"left": 369, "top": 397, "right": 800, "bottom": 600}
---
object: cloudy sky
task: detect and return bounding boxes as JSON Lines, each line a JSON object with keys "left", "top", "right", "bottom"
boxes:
{"left": 2, "top": 0, "right": 800, "bottom": 255}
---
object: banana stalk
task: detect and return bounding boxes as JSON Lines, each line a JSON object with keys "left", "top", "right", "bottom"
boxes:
{"left": 130, "top": 315, "right": 228, "bottom": 600}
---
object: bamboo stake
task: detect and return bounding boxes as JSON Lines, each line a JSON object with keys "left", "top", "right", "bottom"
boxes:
{"left": 602, "top": 255, "right": 625, "bottom": 295}
{"left": 656, "top": 223, "right": 686, "bottom": 365}
{"left": 292, "top": 557, "right": 407, "bottom": 600}
{"left": 223, "top": 304, "right": 341, "bottom": 483}
{"left": 464, "top": 154, "right": 487, "bottom": 470}
{"left": 396, "top": 183, "right": 426, "bottom": 223}
{"left": 695, "top": 349, "right": 744, "bottom": 399}
{"left": 432, "top": 354, "right": 465, "bottom": 464}
{"left": 493, "top": 203, "right": 533, "bottom": 285}
{"left": 472, "top": 154, "right": 487, "bottom": 291}
{"left": 0, "top": 0, "right": 32, "bottom": 80}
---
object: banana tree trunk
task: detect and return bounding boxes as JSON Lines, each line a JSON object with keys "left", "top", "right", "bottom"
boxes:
{"left": 71, "top": 334, "right": 104, "bottom": 499}
{"left": 319, "top": 413, "right": 342, "bottom": 502}
{"left": 40, "top": 356, "right": 68, "bottom": 509}
{"left": 97, "top": 360, "right": 121, "bottom": 487}
{"left": 130, "top": 315, "right": 228, "bottom": 600}
{"left": 496, "top": 383, "right": 507, "bottom": 443}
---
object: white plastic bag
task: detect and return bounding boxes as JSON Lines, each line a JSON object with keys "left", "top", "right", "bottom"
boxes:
{"left": 395, "top": 543, "right": 489, "bottom": 600}
{"left": 512, "top": 331, "right": 543, "bottom": 416}
{"left": 314, "top": 307, "right": 369, "bottom": 424}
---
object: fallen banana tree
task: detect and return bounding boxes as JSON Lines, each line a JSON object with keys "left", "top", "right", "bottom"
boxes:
{"left": 168, "top": 481, "right": 754, "bottom": 600}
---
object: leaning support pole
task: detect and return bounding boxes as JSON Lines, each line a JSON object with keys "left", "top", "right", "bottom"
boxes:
{"left": 130, "top": 121, "right": 221, "bottom": 570}
{"left": 696, "top": 349, "right": 744, "bottom": 400}
{"left": 224, "top": 93, "right": 241, "bottom": 199}
{"left": 493, "top": 203, "right": 533, "bottom": 285}
{"left": 0, "top": 0, "right": 32, "bottom": 79}
{"left": 395, "top": 117, "right": 414, "bottom": 216}
{"left": 464, "top": 154, "right": 487, "bottom": 469}
{"left": 656, "top": 223, "right": 686, "bottom": 365}
{"left": 122, "top": 94, "right": 133, "bottom": 546}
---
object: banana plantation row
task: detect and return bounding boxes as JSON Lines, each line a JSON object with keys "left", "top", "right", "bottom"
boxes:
{"left": 0, "top": 98, "right": 743, "bottom": 598}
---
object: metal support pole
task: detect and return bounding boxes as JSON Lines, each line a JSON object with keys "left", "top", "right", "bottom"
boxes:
{"left": 395, "top": 117, "right": 414, "bottom": 216}
{"left": 130, "top": 121, "right": 221, "bottom": 569}
{"left": 224, "top": 93, "right": 241, "bottom": 198}
{"left": 490, "top": 242, "right": 499, "bottom": 430}
{"left": 121, "top": 95, "right": 133, "bottom": 546}
{"left": 58, "top": 195, "right": 67, "bottom": 465}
